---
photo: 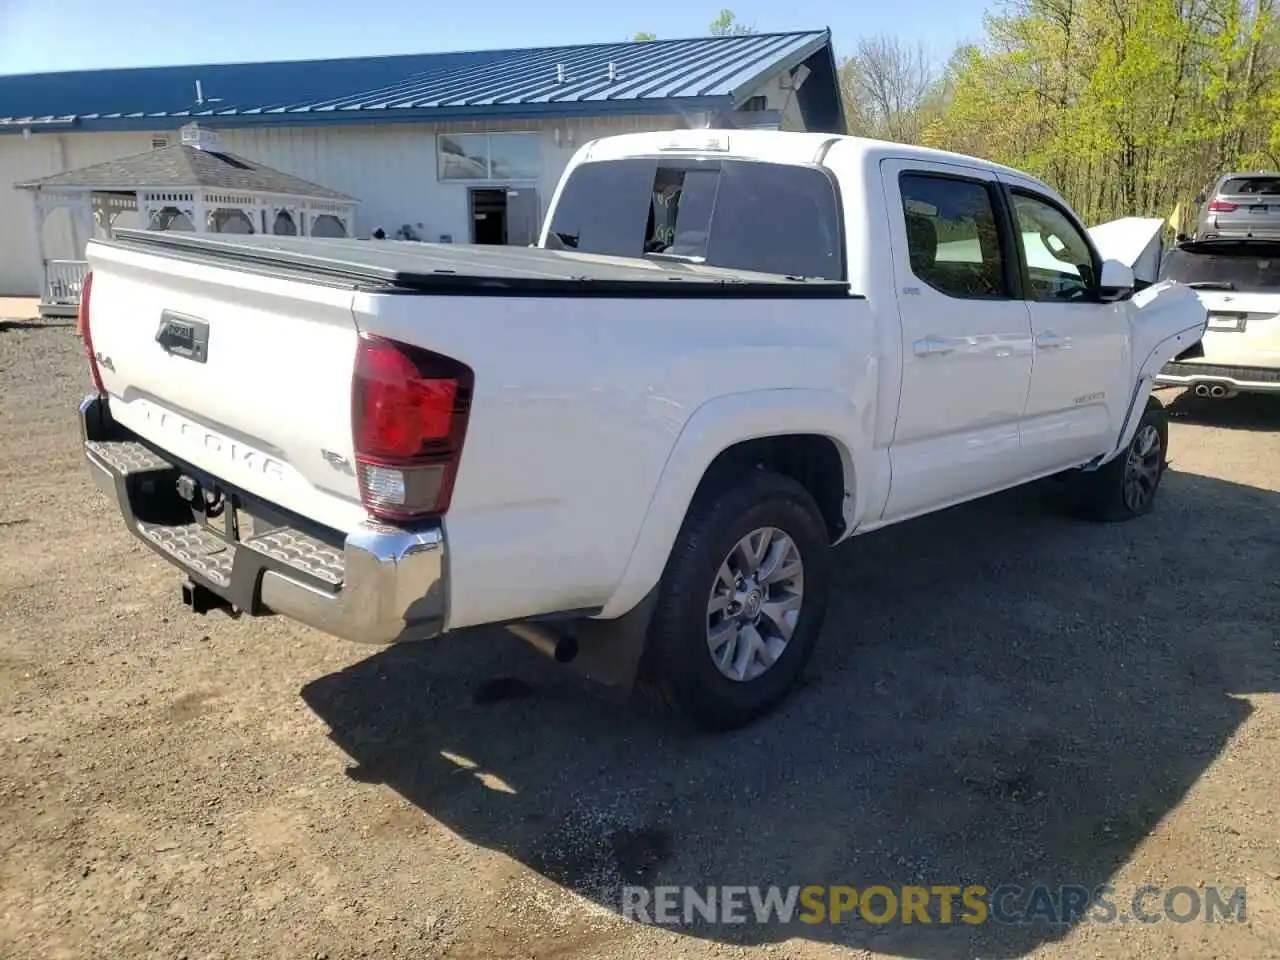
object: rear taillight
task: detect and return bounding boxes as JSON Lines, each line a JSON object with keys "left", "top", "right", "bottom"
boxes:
{"left": 351, "top": 333, "right": 473, "bottom": 522}
{"left": 78, "top": 270, "right": 106, "bottom": 396}
{"left": 1208, "top": 200, "right": 1238, "bottom": 212}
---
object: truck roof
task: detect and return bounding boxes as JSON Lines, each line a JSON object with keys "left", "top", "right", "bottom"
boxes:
{"left": 578, "top": 128, "right": 1056, "bottom": 194}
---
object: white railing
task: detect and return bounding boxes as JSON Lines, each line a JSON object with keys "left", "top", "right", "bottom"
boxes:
{"left": 44, "top": 259, "right": 88, "bottom": 306}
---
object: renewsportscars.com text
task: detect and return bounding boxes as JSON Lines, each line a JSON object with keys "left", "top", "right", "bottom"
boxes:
{"left": 622, "top": 884, "right": 1247, "bottom": 927}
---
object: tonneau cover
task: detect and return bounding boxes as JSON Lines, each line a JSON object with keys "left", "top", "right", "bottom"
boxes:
{"left": 105, "top": 229, "right": 852, "bottom": 297}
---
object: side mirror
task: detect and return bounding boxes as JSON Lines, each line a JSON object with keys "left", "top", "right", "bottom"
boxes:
{"left": 1098, "top": 258, "right": 1135, "bottom": 301}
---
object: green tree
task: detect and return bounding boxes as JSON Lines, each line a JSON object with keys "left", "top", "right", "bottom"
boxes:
{"left": 633, "top": 31, "right": 658, "bottom": 41}
{"left": 921, "top": 0, "right": 1280, "bottom": 225}
{"left": 709, "top": 9, "right": 757, "bottom": 36}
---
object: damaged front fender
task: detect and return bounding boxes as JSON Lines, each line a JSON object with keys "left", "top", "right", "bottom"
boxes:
{"left": 1098, "top": 281, "right": 1208, "bottom": 466}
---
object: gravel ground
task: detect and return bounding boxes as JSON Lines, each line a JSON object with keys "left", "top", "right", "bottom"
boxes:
{"left": 1, "top": 317, "right": 1277, "bottom": 960}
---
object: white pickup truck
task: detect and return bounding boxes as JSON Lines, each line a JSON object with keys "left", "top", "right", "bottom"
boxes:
{"left": 77, "top": 129, "right": 1208, "bottom": 730}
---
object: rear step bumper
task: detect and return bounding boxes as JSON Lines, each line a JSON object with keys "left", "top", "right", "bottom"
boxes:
{"left": 79, "top": 394, "right": 448, "bottom": 645}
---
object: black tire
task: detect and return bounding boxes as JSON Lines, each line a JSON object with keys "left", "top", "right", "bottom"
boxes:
{"left": 1067, "top": 395, "right": 1170, "bottom": 522}
{"left": 637, "top": 468, "right": 831, "bottom": 731}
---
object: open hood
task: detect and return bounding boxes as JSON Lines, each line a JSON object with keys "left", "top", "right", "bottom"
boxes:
{"left": 1087, "top": 217, "right": 1167, "bottom": 284}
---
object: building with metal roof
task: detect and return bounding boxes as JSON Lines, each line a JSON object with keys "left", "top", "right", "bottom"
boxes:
{"left": 1, "top": 30, "right": 846, "bottom": 296}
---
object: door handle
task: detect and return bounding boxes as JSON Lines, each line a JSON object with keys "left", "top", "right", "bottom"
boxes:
{"left": 913, "top": 336, "right": 955, "bottom": 357}
{"left": 1035, "top": 331, "right": 1070, "bottom": 350}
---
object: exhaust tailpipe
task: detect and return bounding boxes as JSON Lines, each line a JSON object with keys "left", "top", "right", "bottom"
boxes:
{"left": 1209, "top": 384, "right": 1228, "bottom": 398}
{"left": 1194, "top": 383, "right": 1212, "bottom": 397}
{"left": 507, "top": 623, "right": 579, "bottom": 664}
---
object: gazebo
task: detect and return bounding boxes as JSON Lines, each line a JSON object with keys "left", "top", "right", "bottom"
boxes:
{"left": 16, "top": 124, "right": 359, "bottom": 317}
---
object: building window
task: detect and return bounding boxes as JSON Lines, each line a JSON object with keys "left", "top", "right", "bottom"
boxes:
{"left": 438, "top": 132, "right": 542, "bottom": 182}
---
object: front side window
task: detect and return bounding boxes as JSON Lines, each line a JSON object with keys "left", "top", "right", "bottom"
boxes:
{"left": 1010, "top": 192, "right": 1097, "bottom": 301}
{"left": 899, "top": 173, "right": 1007, "bottom": 298}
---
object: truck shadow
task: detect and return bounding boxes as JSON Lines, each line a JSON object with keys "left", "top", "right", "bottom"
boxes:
{"left": 300, "top": 469, "right": 1279, "bottom": 959}
{"left": 1162, "top": 387, "right": 1280, "bottom": 431}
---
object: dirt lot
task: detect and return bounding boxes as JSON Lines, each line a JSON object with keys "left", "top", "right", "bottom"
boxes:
{"left": 1, "top": 317, "right": 1277, "bottom": 960}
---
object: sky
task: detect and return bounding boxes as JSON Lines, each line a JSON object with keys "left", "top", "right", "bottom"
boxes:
{"left": 0, "top": 0, "right": 991, "bottom": 77}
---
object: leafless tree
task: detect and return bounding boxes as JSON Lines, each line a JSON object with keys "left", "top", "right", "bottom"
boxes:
{"left": 841, "top": 35, "right": 940, "bottom": 143}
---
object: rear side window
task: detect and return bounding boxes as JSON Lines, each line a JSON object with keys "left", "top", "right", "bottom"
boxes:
{"left": 546, "top": 157, "right": 845, "bottom": 280}
{"left": 899, "top": 173, "right": 1008, "bottom": 298}
{"left": 1159, "top": 243, "right": 1280, "bottom": 291}
{"left": 1221, "top": 176, "right": 1280, "bottom": 196}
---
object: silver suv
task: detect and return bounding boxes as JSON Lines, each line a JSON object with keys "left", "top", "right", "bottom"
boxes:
{"left": 1194, "top": 171, "right": 1280, "bottom": 240}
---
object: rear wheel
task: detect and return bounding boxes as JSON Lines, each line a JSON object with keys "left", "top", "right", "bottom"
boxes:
{"left": 1068, "top": 396, "right": 1169, "bottom": 521}
{"left": 637, "top": 470, "right": 830, "bottom": 730}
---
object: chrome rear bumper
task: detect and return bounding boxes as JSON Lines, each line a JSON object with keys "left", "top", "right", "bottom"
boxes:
{"left": 80, "top": 394, "right": 448, "bottom": 645}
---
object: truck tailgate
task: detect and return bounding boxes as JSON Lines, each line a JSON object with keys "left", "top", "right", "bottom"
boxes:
{"left": 86, "top": 240, "right": 367, "bottom": 534}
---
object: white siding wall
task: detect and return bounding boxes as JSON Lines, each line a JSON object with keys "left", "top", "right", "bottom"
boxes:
{"left": 217, "top": 115, "right": 688, "bottom": 245}
{"left": 0, "top": 115, "right": 690, "bottom": 295}
{"left": 0, "top": 131, "right": 155, "bottom": 295}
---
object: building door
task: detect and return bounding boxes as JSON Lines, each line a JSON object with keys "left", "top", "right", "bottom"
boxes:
{"left": 504, "top": 187, "right": 541, "bottom": 246}
{"left": 469, "top": 188, "right": 508, "bottom": 244}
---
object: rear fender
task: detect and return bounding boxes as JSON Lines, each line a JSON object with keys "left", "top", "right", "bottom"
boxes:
{"left": 1097, "top": 281, "right": 1208, "bottom": 466}
{"left": 597, "top": 389, "right": 865, "bottom": 619}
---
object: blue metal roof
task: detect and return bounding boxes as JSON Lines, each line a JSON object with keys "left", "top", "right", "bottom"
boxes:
{"left": 0, "top": 31, "right": 845, "bottom": 134}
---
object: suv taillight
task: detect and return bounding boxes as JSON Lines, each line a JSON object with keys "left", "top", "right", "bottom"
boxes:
{"left": 78, "top": 270, "right": 106, "bottom": 396}
{"left": 351, "top": 333, "right": 473, "bottom": 522}
{"left": 1208, "top": 200, "right": 1238, "bottom": 212}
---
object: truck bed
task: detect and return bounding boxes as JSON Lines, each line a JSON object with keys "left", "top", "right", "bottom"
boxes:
{"left": 107, "top": 229, "right": 854, "bottom": 298}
